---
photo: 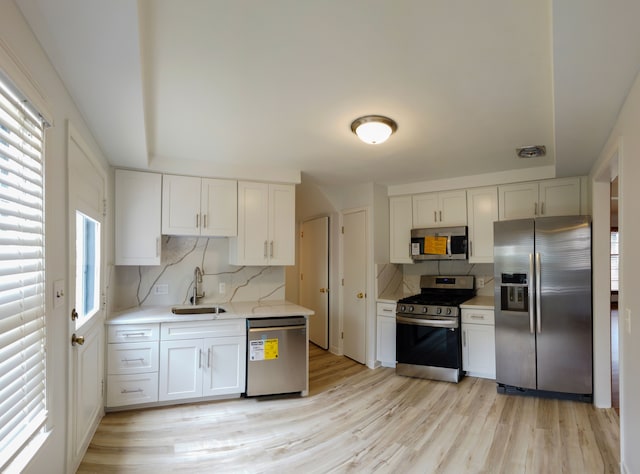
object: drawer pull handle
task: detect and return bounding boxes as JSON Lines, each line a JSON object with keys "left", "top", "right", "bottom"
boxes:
{"left": 124, "top": 332, "right": 147, "bottom": 337}
{"left": 121, "top": 388, "right": 144, "bottom": 394}
{"left": 470, "top": 315, "right": 485, "bottom": 320}
{"left": 122, "top": 357, "right": 145, "bottom": 363}
{"left": 382, "top": 309, "right": 393, "bottom": 312}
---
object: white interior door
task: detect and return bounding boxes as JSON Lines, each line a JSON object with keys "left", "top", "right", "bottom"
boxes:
{"left": 342, "top": 209, "right": 367, "bottom": 364}
{"left": 300, "top": 216, "right": 329, "bottom": 349}
{"left": 67, "top": 124, "right": 106, "bottom": 471}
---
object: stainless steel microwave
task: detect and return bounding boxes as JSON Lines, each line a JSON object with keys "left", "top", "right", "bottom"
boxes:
{"left": 410, "top": 226, "right": 468, "bottom": 261}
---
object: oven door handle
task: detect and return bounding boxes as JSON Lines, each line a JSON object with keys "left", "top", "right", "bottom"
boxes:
{"left": 396, "top": 315, "right": 458, "bottom": 329}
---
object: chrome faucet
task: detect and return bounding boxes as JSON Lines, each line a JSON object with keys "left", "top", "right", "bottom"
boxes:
{"left": 192, "top": 266, "right": 204, "bottom": 305}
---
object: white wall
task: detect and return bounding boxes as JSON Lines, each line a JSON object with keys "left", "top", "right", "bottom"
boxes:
{"left": 0, "top": 2, "right": 111, "bottom": 473}
{"left": 591, "top": 70, "right": 640, "bottom": 474}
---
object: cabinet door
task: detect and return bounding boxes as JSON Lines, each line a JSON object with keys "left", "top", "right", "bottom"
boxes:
{"left": 159, "top": 339, "right": 203, "bottom": 401}
{"left": 389, "top": 196, "right": 413, "bottom": 264}
{"left": 498, "top": 182, "right": 539, "bottom": 220}
{"left": 268, "top": 184, "right": 295, "bottom": 265}
{"left": 115, "top": 170, "right": 161, "bottom": 265}
{"left": 202, "top": 336, "right": 246, "bottom": 396}
{"left": 467, "top": 187, "right": 498, "bottom": 263}
{"left": 231, "top": 181, "right": 270, "bottom": 265}
{"left": 161, "top": 175, "right": 201, "bottom": 235}
{"left": 439, "top": 190, "right": 467, "bottom": 226}
{"left": 201, "top": 178, "right": 237, "bottom": 236}
{"left": 462, "top": 324, "right": 496, "bottom": 379}
{"left": 376, "top": 315, "right": 396, "bottom": 368}
{"left": 538, "top": 177, "right": 581, "bottom": 217}
{"left": 412, "top": 193, "right": 439, "bottom": 227}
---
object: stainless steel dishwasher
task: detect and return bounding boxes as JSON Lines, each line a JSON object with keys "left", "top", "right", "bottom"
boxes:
{"left": 246, "top": 316, "right": 307, "bottom": 396}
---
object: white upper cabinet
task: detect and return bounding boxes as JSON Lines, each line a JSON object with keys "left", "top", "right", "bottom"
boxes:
{"left": 230, "top": 181, "right": 295, "bottom": 266}
{"left": 466, "top": 186, "right": 498, "bottom": 264}
{"left": 162, "top": 175, "right": 237, "bottom": 236}
{"left": 389, "top": 196, "right": 413, "bottom": 264}
{"left": 115, "top": 169, "right": 162, "bottom": 265}
{"left": 201, "top": 178, "right": 238, "bottom": 236}
{"left": 498, "top": 177, "right": 581, "bottom": 220}
{"left": 412, "top": 190, "right": 467, "bottom": 227}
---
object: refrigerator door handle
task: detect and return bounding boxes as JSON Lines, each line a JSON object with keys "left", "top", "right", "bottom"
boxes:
{"left": 529, "top": 253, "right": 535, "bottom": 334}
{"left": 535, "top": 252, "right": 542, "bottom": 333}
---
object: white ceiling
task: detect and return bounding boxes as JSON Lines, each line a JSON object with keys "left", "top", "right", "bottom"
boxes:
{"left": 16, "top": 0, "right": 640, "bottom": 186}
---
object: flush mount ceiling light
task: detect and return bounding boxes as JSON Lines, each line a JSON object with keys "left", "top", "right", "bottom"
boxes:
{"left": 351, "top": 115, "right": 398, "bottom": 145}
{"left": 516, "top": 145, "right": 546, "bottom": 158}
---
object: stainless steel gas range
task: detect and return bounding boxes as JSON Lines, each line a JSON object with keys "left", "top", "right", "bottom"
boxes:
{"left": 395, "top": 275, "right": 475, "bottom": 383}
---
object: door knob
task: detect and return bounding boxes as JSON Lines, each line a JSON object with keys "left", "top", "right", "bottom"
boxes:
{"left": 319, "top": 288, "right": 329, "bottom": 293}
{"left": 356, "top": 292, "right": 364, "bottom": 299}
{"left": 71, "top": 333, "right": 85, "bottom": 346}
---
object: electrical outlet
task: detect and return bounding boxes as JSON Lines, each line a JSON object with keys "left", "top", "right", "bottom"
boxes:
{"left": 477, "top": 278, "right": 485, "bottom": 288}
{"left": 219, "top": 282, "right": 226, "bottom": 294}
{"left": 154, "top": 284, "right": 169, "bottom": 295}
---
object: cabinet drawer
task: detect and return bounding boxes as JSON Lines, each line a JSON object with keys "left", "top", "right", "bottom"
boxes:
{"left": 461, "top": 309, "right": 495, "bottom": 325}
{"left": 161, "top": 319, "right": 245, "bottom": 340}
{"left": 376, "top": 302, "right": 396, "bottom": 317}
{"left": 108, "top": 324, "right": 159, "bottom": 343}
{"left": 107, "top": 341, "right": 159, "bottom": 375}
{"left": 106, "top": 373, "right": 159, "bottom": 407}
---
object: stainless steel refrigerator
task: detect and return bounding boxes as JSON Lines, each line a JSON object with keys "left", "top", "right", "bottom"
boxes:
{"left": 493, "top": 215, "right": 592, "bottom": 397}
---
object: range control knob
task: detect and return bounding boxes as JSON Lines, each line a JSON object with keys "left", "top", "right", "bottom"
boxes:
{"left": 446, "top": 307, "right": 452, "bottom": 315}
{"left": 422, "top": 307, "right": 428, "bottom": 313}
{"left": 399, "top": 305, "right": 406, "bottom": 312}
{"left": 436, "top": 307, "right": 442, "bottom": 315}
{"left": 408, "top": 306, "right": 414, "bottom": 312}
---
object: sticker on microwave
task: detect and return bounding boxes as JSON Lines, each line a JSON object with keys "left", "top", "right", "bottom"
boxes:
{"left": 249, "top": 338, "right": 279, "bottom": 361}
{"left": 424, "top": 236, "right": 447, "bottom": 255}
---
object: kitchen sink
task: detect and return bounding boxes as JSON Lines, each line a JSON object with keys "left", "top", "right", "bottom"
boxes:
{"left": 171, "top": 306, "right": 226, "bottom": 315}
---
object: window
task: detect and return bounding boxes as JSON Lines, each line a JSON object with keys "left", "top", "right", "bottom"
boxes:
{"left": 0, "top": 72, "right": 47, "bottom": 470}
{"left": 75, "top": 211, "right": 101, "bottom": 324}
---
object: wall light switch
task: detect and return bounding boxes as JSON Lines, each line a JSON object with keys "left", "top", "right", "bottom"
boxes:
{"left": 219, "top": 282, "right": 226, "bottom": 294}
{"left": 477, "top": 278, "right": 485, "bottom": 288}
{"left": 154, "top": 284, "right": 169, "bottom": 295}
{"left": 53, "top": 279, "right": 65, "bottom": 309}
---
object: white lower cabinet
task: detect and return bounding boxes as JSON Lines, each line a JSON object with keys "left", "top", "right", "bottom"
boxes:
{"left": 106, "top": 324, "right": 160, "bottom": 408}
{"left": 461, "top": 308, "right": 495, "bottom": 379}
{"left": 159, "top": 320, "right": 246, "bottom": 401}
{"left": 376, "top": 302, "right": 396, "bottom": 368}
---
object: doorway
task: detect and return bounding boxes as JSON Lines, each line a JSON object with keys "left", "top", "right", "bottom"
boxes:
{"left": 299, "top": 216, "right": 330, "bottom": 349}
{"left": 610, "top": 177, "right": 619, "bottom": 412}
{"left": 67, "top": 124, "right": 106, "bottom": 471}
{"left": 341, "top": 208, "right": 367, "bottom": 364}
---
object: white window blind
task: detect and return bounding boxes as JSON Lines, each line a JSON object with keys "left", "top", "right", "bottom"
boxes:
{"left": 0, "top": 72, "right": 47, "bottom": 470}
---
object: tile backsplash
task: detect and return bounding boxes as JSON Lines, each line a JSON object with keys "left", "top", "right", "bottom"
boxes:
{"left": 376, "top": 260, "right": 495, "bottom": 300}
{"left": 110, "top": 236, "right": 285, "bottom": 313}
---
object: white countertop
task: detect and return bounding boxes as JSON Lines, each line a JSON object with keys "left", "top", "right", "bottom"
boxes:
{"left": 107, "top": 300, "right": 314, "bottom": 325}
{"left": 460, "top": 295, "right": 495, "bottom": 309}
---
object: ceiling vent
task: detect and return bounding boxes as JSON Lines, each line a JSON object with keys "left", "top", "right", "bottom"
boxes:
{"left": 516, "top": 145, "right": 546, "bottom": 158}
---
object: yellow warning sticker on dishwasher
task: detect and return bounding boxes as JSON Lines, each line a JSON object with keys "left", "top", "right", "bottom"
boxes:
{"left": 264, "top": 339, "right": 278, "bottom": 360}
{"left": 249, "top": 338, "right": 279, "bottom": 360}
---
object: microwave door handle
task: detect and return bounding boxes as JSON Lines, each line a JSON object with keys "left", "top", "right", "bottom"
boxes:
{"left": 447, "top": 235, "right": 451, "bottom": 256}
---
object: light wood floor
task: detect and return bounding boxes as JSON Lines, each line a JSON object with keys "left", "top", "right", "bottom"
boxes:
{"left": 78, "top": 345, "right": 620, "bottom": 473}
